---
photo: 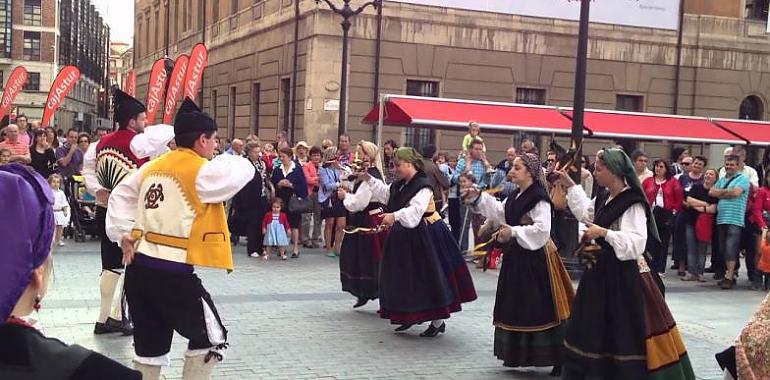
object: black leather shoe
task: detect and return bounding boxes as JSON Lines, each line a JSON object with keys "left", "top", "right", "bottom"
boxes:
{"left": 353, "top": 298, "right": 368, "bottom": 308}
{"left": 94, "top": 321, "right": 123, "bottom": 335}
{"left": 106, "top": 317, "right": 133, "bottom": 336}
{"left": 394, "top": 324, "right": 413, "bottom": 332}
{"left": 419, "top": 322, "right": 445, "bottom": 337}
{"left": 549, "top": 366, "right": 562, "bottom": 377}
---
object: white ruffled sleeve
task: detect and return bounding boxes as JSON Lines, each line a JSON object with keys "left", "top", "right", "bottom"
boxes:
{"left": 82, "top": 142, "right": 103, "bottom": 196}
{"left": 343, "top": 181, "right": 373, "bottom": 212}
{"left": 473, "top": 192, "right": 506, "bottom": 226}
{"left": 130, "top": 124, "right": 175, "bottom": 159}
{"left": 196, "top": 154, "right": 255, "bottom": 204}
{"left": 567, "top": 185, "right": 595, "bottom": 223}
{"left": 605, "top": 203, "right": 648, "bottom": 261}
{"left": 511, "top": 201, "right": 552, "bottom": 250}
{"left": 366, "top": 177, "right": 391, "bottom": 200}
{"left": 393, "top": 188, "right": 432, "bottom": 228}
{"left": 106, "top": 167, "right": 145, "bottom": 243}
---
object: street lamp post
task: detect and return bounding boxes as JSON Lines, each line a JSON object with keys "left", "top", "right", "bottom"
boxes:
{"left": 315, "top": 0, "right": 381, "bottom": 141}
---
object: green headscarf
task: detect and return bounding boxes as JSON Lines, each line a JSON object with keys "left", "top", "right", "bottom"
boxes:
{"left": 600, "top": 148, "right": 660, "bottom": 243}
{"left": 393, "top": 147, "right": 424, "bottom": 171}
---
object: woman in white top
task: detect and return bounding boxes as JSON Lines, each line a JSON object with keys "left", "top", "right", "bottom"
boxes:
{"left": 466, "top": 153, "right": 574, "bottom": 375}
{"left": 363, "top": 147, "right": 477, "bottom": 337}
{"left": 336, "top": 141, "right": 388, "bottom": 308}
{"left": 556, "top": 148, "right": 694, "bottom": 380}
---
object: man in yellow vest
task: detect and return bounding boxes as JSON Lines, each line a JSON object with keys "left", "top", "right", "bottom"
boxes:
{"left": 105, "top": 97, "right": 254, "bottom": 380}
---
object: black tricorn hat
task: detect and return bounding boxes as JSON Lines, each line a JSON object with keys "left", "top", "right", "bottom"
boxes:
{"left": 173, "top": 97, "right": 217, "bottom": 136}
{"left": 113, "top": 89, "right": 146, "bottom": 123}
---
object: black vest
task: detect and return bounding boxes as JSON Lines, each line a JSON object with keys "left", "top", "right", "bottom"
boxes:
{"left": 504, "top": 183, "right": 551, "bottom": 226}
{"left": 386, "top": 172, "right": 432, "bottom": 213}
{"left": 593, "top": 189, "right": 648, "bottom": 248}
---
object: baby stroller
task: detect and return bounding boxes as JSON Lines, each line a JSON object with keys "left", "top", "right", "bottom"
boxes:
{"left": 65, "top": 175, "right": 98, "bottom": 242}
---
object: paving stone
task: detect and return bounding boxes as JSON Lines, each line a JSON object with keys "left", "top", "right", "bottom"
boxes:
{"left": 39, "top": 242, "right": 767, "bottom": 379}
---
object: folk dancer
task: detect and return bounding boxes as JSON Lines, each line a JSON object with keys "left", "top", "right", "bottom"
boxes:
{"left": 364, "top": 147, "right": 477, "bottom": 337}
{"left": 466, "top": 153, "right": 574, "bottom": 375}
{"left": 336, "top": 141, "right": 388, "bottom": 308}
{"left": 105, "top": 98, "right": 254, "bottom": 379}
{"left": 556, "top": 148, "right": 694, "bottom": 380}
{"left": 82, "top": 89, "right": 173, "bottom": 335}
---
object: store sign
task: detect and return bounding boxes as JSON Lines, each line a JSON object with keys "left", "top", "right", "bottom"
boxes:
{"left": 387, "top": 0, "right": 681, "bottom": 30}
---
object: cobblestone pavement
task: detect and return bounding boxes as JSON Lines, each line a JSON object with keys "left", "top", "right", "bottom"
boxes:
{"left": 40, "top": 241, "right": 766, "bottom": 380}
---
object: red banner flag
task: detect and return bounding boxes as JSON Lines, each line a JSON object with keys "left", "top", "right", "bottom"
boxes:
{"left": 145, "top": 58, "right": 171, "bottom": 124}
{"left": 0, "top": 66, "right": 28, "bottom": 121}
{"left": 124, "top": 70, "right": 136, "bottom": 97}
{"left": 42, "top": 66, "right": 80, "bottom": 127}
{"left": 183, "top": 43, "right": 208, "bottom": 102}
{"left": 162, "top": 54, "right": 189, "bottom": 124}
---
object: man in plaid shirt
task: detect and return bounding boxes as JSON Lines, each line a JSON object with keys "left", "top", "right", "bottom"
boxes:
{"left": 452, "top": 139, "right": 491, "bottom": 257}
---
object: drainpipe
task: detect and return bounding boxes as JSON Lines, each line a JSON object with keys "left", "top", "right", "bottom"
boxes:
{"left": 672, "top": 0, "right": 685, "bottom": 114}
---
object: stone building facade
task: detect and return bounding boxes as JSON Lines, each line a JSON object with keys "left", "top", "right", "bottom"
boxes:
{"left": 132, "top": 0, "right": 770, "bottom": 161}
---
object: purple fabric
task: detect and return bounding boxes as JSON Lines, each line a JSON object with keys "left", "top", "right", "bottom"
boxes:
{"left": 0, "top": 164, "right": 54, "bottom": 321}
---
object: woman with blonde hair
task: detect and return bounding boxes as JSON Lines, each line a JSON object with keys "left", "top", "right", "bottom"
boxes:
{"left": 336, "top": 140, "right": 387, "bottom": 308}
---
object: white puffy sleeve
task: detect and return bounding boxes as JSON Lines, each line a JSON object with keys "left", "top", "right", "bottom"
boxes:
{"left": 393, "top": 188, "right": 432, "bottom": 229}
{"left": 82, "top": 142, "right": 103, "bottom": 196}
{"left": 343, "top": 181, "right": 373, "bottom": 212}
{"left": 105, "top": 166, "right": 145, "bottom": 243}
{"left": 366, "top": 177, "right": 391, "bottom": 200}
{"left": 567, "top": 185, "right": 595, "bottom": 223}
{"left": 605, "top": 203, "right": 648, "bottom": 261}
{"left": 473, "top": 192, "right": 505, "bottom": 226}
{"left": 511, "top": 201, "right": 552, "bottom": 250}
{"left": 130, "top": 124, "right": 175, "bottom": 159}
{"left": 196, "top": 154, "right": 255, "bottom": 204}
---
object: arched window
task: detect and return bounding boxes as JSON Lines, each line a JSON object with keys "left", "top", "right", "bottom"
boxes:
{"left": 739, "top": 95, "right": 764, "bottom": 120}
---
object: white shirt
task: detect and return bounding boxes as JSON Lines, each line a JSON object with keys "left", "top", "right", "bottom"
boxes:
{"left": 82, "top": 124, "right": 175, "bottom": 197}
{"left": 473, "top": 191, "right": 552, "bottom": 250}
{"left": 566, "top": 185, "right": 648, "bottom": 261}
{"left": 343, "top": 180, "right": 388, "bottom": 213}
{"left": 105, "top": 153, "right": 255, "bottom": 243}
{"left": 366, "top": 177, "right": 432, "bottom": 228}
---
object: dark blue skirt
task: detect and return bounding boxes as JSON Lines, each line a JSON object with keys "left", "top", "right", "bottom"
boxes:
{"left": 379, "top": 220, "right": 476, "bottom": 325}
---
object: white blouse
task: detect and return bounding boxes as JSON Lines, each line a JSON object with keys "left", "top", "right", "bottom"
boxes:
{"left": 366, "top": 177, "right": 433, "bottom": 229}
{"left": 343, "top": 180, "right": 388, "bottom": 213}
{"left": 473, "top": 192, "right": 552, "bottom": 250}
{"left": 105, "top": 153, "right": 255, "bottom": 243}
{"left": 566, "top": 185, "right": 648, "bottom": 261}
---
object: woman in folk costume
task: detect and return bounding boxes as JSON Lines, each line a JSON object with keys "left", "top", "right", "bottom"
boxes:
{"left": 716, "top": 292, "right": 770, "bottom": 380}
{"left": 556, "top": 148, "right": 694, "bottom": 380}
{"left": 465, "top": 153, "right": 574, "bottom": 376}
{"left": 336, "top": 141, "right": 388, "bottom": 308}
{"left": 363, "top": 147, "right": 477, "bottom": 337}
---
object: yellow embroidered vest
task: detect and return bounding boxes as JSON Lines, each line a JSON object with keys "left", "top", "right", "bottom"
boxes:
{"left": 131, "top": 148, "right": 233, "bottom": 270}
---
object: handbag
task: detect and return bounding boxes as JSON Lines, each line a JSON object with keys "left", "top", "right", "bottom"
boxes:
{"left": 288, "top": 194, "right": 313, "bottom": 213}
{"left": 694, "top": 212, "right": 714, "bottom": 243}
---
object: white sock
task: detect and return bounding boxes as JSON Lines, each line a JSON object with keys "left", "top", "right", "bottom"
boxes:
{"left": 108, "top": 271, "right": 125, "bottom": 321}
{"left": 98, "top": 270, "right": 119, "bottom": 323}
{"left": 431, "top": 320, "right": 444, "bottom": 328}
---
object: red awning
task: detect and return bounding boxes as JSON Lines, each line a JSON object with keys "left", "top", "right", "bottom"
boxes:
{"left": 712, "top": 119, "right": 770, "bottom": 146}
{"left": 362, "top": 95, "right": 577, "bottom": 135}
{"left": 563, "top": 109, "right": 745, "bottom": 145}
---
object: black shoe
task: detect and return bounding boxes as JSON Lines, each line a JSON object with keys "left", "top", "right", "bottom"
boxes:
{"left": 353, "top": 298, "right": 368, "bottom": 308}
{"left": 549, "top": 366, "right": 562, "bottom": 377}
{"left": 420, "top": 322, "right": 446, "bottom": 337}
{"left": 705, "top": 266, "right": 715, "bottom": 273}
{"left": 670, "top": 263, "right": 678, "bottom": 270}
{"left": 94, "top": 321, "right": 124, "bottom": 335}
{"left": 394, "top": 324, "right": 413, "bottom": 332}
{"left": 106, "top": 317, "right": 133, "bottom": 336}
